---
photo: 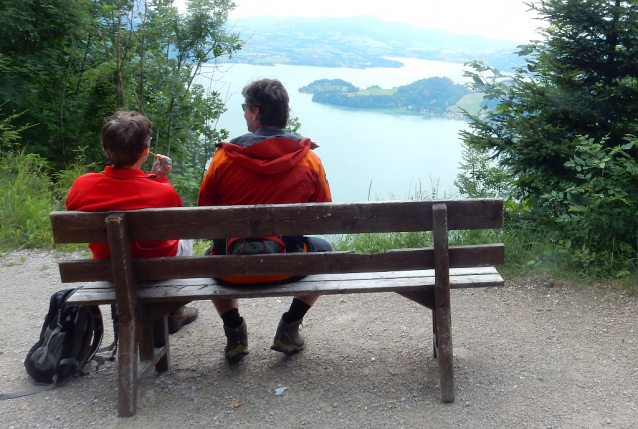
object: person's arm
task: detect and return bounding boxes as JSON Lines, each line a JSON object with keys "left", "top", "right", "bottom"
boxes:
{"left": 197, "top": 148, "right": 225, "bottom": 206}
{"left": 307, "top": 153, "right": 332, "bottom": 203}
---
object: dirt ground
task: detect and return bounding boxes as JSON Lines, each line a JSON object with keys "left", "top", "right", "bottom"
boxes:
{"left": 0, "top": 249, "right": 637, "bottom": 428}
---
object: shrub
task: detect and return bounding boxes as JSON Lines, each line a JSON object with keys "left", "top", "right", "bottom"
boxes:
{"left": 539, "top": 135, "right": 638, "bottom": 276}
{"left": 0, "top": 151, "right": 59, "bottom": 250}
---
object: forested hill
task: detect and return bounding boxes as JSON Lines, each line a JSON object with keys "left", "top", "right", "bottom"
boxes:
{"left": 299, "top": 79, "right": 359, "bottom": 94}
{"left": 227, "top": 15, "right": 523, "bottom": 70}
{"left": 300, "top": 77, "right": 471, "bottom": 114}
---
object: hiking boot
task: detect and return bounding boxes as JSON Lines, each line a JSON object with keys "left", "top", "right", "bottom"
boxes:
{"left": 270, "top": 317, "right": 304, "bottom": 355}
{"left": 168, "top": 306, "right": 199, "bottom": 334}
{"left": 224, "top": 320, "right": 249, "bottom": 361}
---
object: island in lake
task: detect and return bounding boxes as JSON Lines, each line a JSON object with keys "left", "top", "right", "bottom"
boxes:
{"left": 299, "top": 77, "right": 476, "bottom": 115}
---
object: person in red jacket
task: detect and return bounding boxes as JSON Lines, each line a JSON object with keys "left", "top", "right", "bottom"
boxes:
{"left": 66, "top": 110, "right": 198, "bottom": 334}
{"left": 198, "top": 78, "right": 333, "bottom": 360}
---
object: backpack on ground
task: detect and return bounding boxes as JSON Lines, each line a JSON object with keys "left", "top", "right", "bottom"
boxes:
{"left": 0, "top": 288, "right": 107, "bottom": 400}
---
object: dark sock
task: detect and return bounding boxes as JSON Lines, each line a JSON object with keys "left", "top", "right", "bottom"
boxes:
{"left": 282, "top": 298, "right": 311, "bottom": 323}
{"left": 221, "top": 308, "right": 243, "bottom": 329}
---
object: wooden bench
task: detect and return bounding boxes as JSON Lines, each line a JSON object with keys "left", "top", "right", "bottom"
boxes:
{"left": 50, "top": 198, "right": 505, "bottom": 417}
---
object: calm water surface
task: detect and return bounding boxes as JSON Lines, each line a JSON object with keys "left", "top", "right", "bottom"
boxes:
{"left": 201, "top": 59, "right": 470, "bottom": 202}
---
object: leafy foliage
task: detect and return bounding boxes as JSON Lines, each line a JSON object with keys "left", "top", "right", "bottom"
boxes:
{"left": 539, "top": 135, "right": 638, "bottom": 275}
{"left": 0, "top": 151, "right": 58, "bottom": 250}
{"left": 454, "top": 141, "right": 511, "bottom": 199}
{"left": 458, "top": 0, "right": 638, "bottom": 278}
{"left": 0, "top": 0, "right": 242, "bottom": 187}
{"left": 284, "top": 116, "right": 304, "bottom": 139}
{"left": 0, "top": 108, "right": 32, "bottom": 148}
{"left": 462, "top": 0, "right": 638, "bottom": 200}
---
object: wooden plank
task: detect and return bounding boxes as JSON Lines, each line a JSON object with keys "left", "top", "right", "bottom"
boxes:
{"left": 137, "top": 303, "right": 155, "bottom": 368}
{"left": 152, "top": 317, "right": 170, "bottom": 373}
{"left": 433, "top": 203, "right": 455, "bottom": 403}
{"left": 105, "top": 214, "right": 139, "bottom": 418}
{"left": 50, "top": 199, "right": 503, "bottom": 243}
{"left": 137, "top": 348, "right": 166, "bottom": 379}
{"left": 66, "top": 268, "right": 504, "bottom": 305}
{"left": 58, "top": 244, "right": 505, "bottom": 283}
{"left": 397, "top": 289, "right": 435, "bottom": 309}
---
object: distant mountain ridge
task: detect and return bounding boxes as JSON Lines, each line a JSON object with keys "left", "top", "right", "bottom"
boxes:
{"left": 226, "top": 15, "right": 524, "bottom": 70}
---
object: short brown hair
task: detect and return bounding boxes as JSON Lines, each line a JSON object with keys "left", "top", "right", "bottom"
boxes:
{"left": 242, "top": 79, "right": 289, "bottom": 128}
{"left": 102, "top": 111, "right": 152, "bottom": 168}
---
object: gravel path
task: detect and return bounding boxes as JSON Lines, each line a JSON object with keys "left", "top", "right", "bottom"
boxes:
{"left": 1, "top": 250, "right": 637, "bottom": 428}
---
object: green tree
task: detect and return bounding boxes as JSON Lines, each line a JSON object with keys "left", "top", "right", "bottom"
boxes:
{"left": 139, "top": 0, "right": 242, "bottom": 203}
{"left": 0, "top": 0, "right": 111, "bottom": 167}
{"left": 454, "top": 142, "right": 511, "bottom": 199}
{"left": 0, "top": 0, "right": 243, "bottom": 197}
{"left": 462, "top": 0, "right": 638, "bottom": 201}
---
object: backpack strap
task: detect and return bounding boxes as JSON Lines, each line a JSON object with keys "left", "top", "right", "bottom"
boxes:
{"left": 0, "top": 374, "right": 58, "bottom": 400}
{"left": 96, "top": 304, "right": 117, "bottom": 360}
{"left": 85, "top": 306, "right": 104, "bottom": 361}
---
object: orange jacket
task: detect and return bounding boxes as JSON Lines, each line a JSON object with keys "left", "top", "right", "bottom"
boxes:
{"left": 197, "top": 134, "right": 331, "bottom": 206}
{"left": 197, "top": 131, "right": 331, "bottom": 284}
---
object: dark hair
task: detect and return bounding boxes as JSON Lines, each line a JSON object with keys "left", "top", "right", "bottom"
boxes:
{"left": 101, "top": 111, "right": 152, "bottom": 168}
{"left": 242, "top": 79, "right": 289, "bottom": 128}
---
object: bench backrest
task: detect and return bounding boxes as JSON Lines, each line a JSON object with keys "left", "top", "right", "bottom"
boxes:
{"left": 50, "top": 199, "right": 504, "bottom": 283}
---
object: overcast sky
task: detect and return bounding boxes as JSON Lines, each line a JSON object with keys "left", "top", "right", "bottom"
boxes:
{"left": 224, "top": 0, "right": 545, "bottom": 43}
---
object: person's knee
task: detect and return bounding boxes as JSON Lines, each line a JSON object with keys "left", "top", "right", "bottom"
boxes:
{"left": 176, "top": 239, "right": 194, "bottom": 256}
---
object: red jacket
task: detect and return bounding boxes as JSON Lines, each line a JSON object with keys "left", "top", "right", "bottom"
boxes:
{"left": 66, "top": 166, "right": 183, "bottom": 259}
{"left": 197, "top": 134, "right": 331, "bottom": 206}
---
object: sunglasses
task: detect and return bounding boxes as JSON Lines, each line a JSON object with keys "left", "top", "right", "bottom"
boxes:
{"left": 241, "top": 103, "right": 250, "bottom": 112}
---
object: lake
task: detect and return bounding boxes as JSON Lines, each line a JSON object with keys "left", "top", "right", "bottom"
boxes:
{"left": 201, "top": 58, "right": 471, "bottom": 202}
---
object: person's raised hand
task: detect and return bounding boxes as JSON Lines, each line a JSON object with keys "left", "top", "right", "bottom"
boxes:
{"left": 150, "top": 152, "right": 172, "bottom": 178}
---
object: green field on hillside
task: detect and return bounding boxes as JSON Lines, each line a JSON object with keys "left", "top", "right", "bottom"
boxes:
{"left": 356, "top": 86, "right": 398, "bottom": 96}
{"left": 448, "top": 93, "right": 485, "bottom": 115}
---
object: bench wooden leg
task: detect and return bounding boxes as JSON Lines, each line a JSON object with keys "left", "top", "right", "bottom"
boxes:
{"left": 433, "top": 203, "right": 454, "bottom": 403}
{"left": 138, "top": 304, "right": 154, "bottom": 363}
{"left": 153, "top": 316, "right": 170, "bottom": 372}
{"left": 432, "top": 309, "right": 438, "bottom": 358}
{"left": 137, "top": 303, "right": 170, "bottom": 376}
{"left": 434, "top": 301, "right": 454, "bottom": 402}
{"left": 105, "top": 214, "right": 139, "bottom": 417}
{"left": 116, "top": 308, "right": 138, "bottom": 417}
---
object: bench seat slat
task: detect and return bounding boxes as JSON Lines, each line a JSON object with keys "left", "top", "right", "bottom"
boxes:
{"left": 58, "top": 244, "right": 505, "bottom": 283}
{"left": 66, "top": 267, "right": 503, "bottom": 305}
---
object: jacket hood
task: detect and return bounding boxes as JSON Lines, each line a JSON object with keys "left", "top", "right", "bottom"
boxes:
{"left": 218, "top": 137, "right": 315, "bottom": 175}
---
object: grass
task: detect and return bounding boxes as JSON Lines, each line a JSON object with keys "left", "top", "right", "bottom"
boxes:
{"left": 330, "top": 201, "right": 638, "bottom": 295}
{"left": 3, "top": 149, "right": 636, "bottom": 295}
{"left": 0, "top": 152, "right": 61, "bottom": 251}
{"left": 356, "top": 86, "right": 398, "bottom": 96}
{"left": 3, "top": 256, "right": 26, "bottom": 267}
{"left": 448, "top": 93, "right": 485, "bottom": 115}
{"left": 0, "top": 150, "right": 89, "bottom": 252}
{"left": 194, "top": 239, "right": 213, "bottom": 255}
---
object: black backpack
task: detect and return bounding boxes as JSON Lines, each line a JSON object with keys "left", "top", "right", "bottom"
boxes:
{"left": 0, "top": 288, "right": 110, "bottom": 400}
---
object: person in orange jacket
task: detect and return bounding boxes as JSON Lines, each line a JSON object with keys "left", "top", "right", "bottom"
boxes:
{"left": 198, "top": 78, "right": 333, "bottom": 360}
{"left": 66, "top": 111, "right": 198, "bottom": 334}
